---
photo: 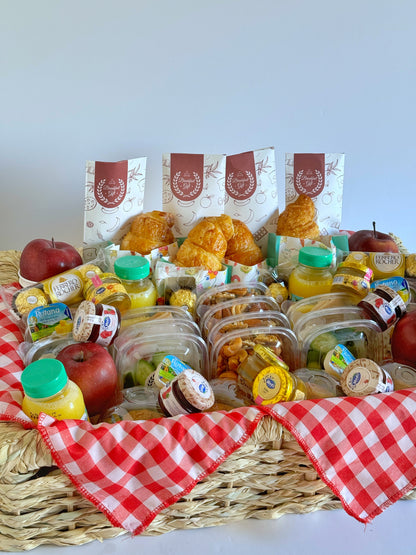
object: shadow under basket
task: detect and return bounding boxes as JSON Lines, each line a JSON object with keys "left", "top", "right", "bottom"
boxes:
{"left": 1, "top": 250, "right": 416, "bottom": 551}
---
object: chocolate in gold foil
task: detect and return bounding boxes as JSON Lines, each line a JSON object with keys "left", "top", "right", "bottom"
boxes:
{"left": 13, "top": 287, "right": 48, "bottom": 315}
{"left": 169, "top": 289, "right": 197, "bottom": 316}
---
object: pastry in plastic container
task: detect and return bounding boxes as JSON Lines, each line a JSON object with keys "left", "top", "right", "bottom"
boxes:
{"left": 17, "top": 334, "right": 80, "bottom": 366}
{"left": 199, "top": 295, "right": 280, "bottom": 339}
{"left": 120, "top": 305, "right": 194, "bottom": 330}
{"left": 195, "top": 282, "right": 269, "bottom": 322}
{"left": 283, "top": 292, "right": 358, "bottom": 327}
{"left": 210, "top": 325, "right": 299, "bottom": 379}
{"left": 206, "top": 310, "right": 290, "bottom": 352}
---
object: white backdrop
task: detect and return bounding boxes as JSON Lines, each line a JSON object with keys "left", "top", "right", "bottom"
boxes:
{"left": 1, "top": 0, "right": 415, "bottom": 252}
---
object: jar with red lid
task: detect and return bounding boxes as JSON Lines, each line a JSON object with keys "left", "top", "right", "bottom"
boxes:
{"left": 73, "top": 301, "right": 121, "bottom": 347}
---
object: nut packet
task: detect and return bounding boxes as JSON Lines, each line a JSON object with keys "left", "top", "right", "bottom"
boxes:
{"left": 285, "top": 153, "right": 345, "bottom": 235}
{"left": 84, "top": 157, "right": 147, "bottom": 246}
{"left": 162, "top": 152, "right": 226, "bottom": 238}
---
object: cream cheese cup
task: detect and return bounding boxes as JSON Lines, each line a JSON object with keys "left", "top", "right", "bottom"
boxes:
{"left": 340, "top": 358, "right": 394, "bottom": 396}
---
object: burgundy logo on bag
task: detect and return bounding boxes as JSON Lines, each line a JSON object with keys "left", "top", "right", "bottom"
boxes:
{"left": 170, "top": 153, "right": 203, "bottom": 201}
{"left": 94, "top": 160, "right": 128, "bottom": 208}
{"left": 294, "top": 153, "right": 325, "bottom": 198}
{"left": 225, "top": 151, "right": 257, "bottom": 200}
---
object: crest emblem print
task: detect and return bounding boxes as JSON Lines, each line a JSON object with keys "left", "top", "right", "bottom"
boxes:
{"left": 295, "top": 169, "right": 324, "bottom": 198}
{"left": 171, "top": 171, "right": 203, "bottom": 201}
{"left": 95, "top": 178, "right": 127, "bottom": 208}
{"left": 225, "top": 170, "right": 256, "bottom": 200}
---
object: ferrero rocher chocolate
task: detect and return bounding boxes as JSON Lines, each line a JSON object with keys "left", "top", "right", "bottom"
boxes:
{"left": 13, "top": 287, "right": 48, "bottom": 315}
{"left": 169, "top": 289, "right": 197, "bottom": 316}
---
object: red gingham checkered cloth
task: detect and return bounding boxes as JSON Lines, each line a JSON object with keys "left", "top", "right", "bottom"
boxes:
{"left": 1, "top": 286, "right": 416, "bottom": 534}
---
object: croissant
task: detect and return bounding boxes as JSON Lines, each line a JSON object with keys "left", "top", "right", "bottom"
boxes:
{"left": 121, "top": 210, "right": 175, "bottom": 254}
{"left": 225, "top": 219, "right": 264, "bottom": 266}
{"left": 174, "top": 215, "right": 234, "bottom": 270}
{"left": 276, "top": 194, "right": 320, "bottom": 239}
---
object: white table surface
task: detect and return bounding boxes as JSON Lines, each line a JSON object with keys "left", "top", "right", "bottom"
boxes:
{"left": 7, "top": 499, "right": 416, "bottom": 554}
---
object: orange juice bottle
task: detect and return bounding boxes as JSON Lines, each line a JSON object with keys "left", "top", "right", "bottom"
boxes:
{"left": 288, "top": 246, "right": 333, "bottom": 301}
{"left": 21, "top": 359, "right": 88, "bottom": 424}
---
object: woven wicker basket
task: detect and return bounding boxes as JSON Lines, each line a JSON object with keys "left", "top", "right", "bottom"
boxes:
{"left": 0, "top": 250, "right": 414, "bottom": 552}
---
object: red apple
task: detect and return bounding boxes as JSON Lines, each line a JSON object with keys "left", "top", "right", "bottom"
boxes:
{"left": 56, "top": 342, "right": 118, "bottom": 416}
{"left": 391, "top": 311, "right": 416, "bottom": 369}
{"left": 20, "top": 238, "right": 83, "bottom": 282}
{"left": 348, "top": 222, "right": 398, "bottom": 253}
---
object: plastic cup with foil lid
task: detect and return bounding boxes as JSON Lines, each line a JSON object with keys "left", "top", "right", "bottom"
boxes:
{"left": 73, "top": 300, "right": 120, "bottom": 346}
{"left": 340, "top": 358, "right": 394, "bottom": 396}
{"left": 382, "top": 362, "right": 416, "bottom": 390}
{"left": 293, "top": 368, "right": 343, "bottom": 399}
{"left": 252, "top": 365, "right": 308, "bottom": 405}
{"left": 158, "top": 369, "right": 215, "bottom": 416}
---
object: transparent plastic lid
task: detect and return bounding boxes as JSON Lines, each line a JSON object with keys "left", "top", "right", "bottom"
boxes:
{"left": 102, "top": 386, "right": 163, "bottom": 423}
{"left": 114, "top": 318, "right": 201, "bottom": 354}
{"left": 210, "top": 325, "right": 299, "bottom": 378}
{"left": 114, "top": 331, "right": 210, "bottom": 388}
{"left": 196, "top": 282, "right": 269, "bottom": 322}
{"left": 200, "top": 295, "right": 280, "bottom": 339}
{"left": 17, "top": 334, "right": 79, "bottom": 366}
{"left": 207, "top": 310, "right": 290, "bottom": 352}
{"left": 120, "top": 305, "right": 193, "bottom": 330}
{"left": 293, "top": 306, "right": 366, "bottom": 343}
{"left": 299, "top": 319, "right": 383, "bottom": 370}
{"left": 285, "top": 292, "right": 358, "bottom": 327}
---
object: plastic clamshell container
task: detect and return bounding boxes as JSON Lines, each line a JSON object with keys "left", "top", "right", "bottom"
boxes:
{"left": 299, "top": 319, "right": 383, "bottom": 370}
{"left": 207, "top": 310, "right": 291, "bottom": 352}
{"left": 114, "top": 331, "right": 210, "bottom": 389}
{"left": 293, "top": 306, "right": 367, "bottom": 344}
{"left": 196, "top": 282, "right": 269, "bottom": 322}
{"left": 114, "top": 318, "right": 201, "bottom": 353}
{"left": 210, "top": 325, "right": 299, "bottom": 378}
{"left": 285, "top": 292, "right": 358, "bottom": 327}
{"left": 120, "top": 305, "right": 194, "bottom": 329}
{"left": 200, "top": 295, "right": 280, "bottom": 340}
{"left": 17, "top": 334, "right": 79, "bottom": 366}
{"left": 102, "top": 386, "right": 163, "bottom": 423}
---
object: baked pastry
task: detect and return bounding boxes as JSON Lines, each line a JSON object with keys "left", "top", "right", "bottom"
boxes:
{"left": 225, "top": 219, "right": 264, "bottom": 266}
{"left": 121, "top": 210, "right": 175, "bottom": 254}
{"left": 276, "top": 194, "right": 320, "bottom": 239}
{"left": 174, "top": 216, "right": 234, "bottom": 270}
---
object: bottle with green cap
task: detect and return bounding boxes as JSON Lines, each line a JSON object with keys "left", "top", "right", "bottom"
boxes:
{"left": 288, "top": 246, "right": 333, "bottom": 301}
{"left": 114, "top": 255, "right": 157, "bottom": 309}
{"left": 21, "top": 359, "right": 88, "bottom": 424}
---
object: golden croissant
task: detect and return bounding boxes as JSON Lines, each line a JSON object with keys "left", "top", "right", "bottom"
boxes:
{"left": 276, "top": 194, "right": 320, "bottom": 239}
{"left": 121, "top": 210, "right": 175, "bottom": 254}
{"left": 174, "top": 215, "right": 234, "bottom": 270}
{"left": 225, "top": 219, "right": 264, "bottom": 266}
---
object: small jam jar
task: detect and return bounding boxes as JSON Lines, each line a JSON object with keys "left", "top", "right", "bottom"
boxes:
{"left": 83, "top": 272, "right": 131, "bottom": 313}
{"left": 252, "top": 366, "right": 308, "bottom": 405}
{"left": 158, "top": 369, "right": 215, "bottom": 416}
{"left": 73, "top": 301, "right": 121, "bottom": 346}
{"left": 114, "top": 256, "right": 157, "bottom": 309}
{"left": 340, "top": 358, "right": 394, "bottom": 396}
{"left": 358, "top": 285, "right": 406, "bottom": 331}
{"left": 331, "top": 254, "right": 373, "bottom": 300}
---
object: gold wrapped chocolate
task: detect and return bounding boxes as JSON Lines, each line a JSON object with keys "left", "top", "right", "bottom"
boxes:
{"left": 77, "top": 264, "right": 103, "bottom": 281}
{"left": 13, "top": 287, "right": 48, "bottom": 315}
{"left": 169, "top": 289, "right": 197, "bottom": 316}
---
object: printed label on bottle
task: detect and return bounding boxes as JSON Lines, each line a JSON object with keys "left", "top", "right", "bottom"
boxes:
{"left": 363, "top": 292, "right": 396, "bottom": 326}
{"left": 97, "top": 307, "right": 119, "bottom": 346}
